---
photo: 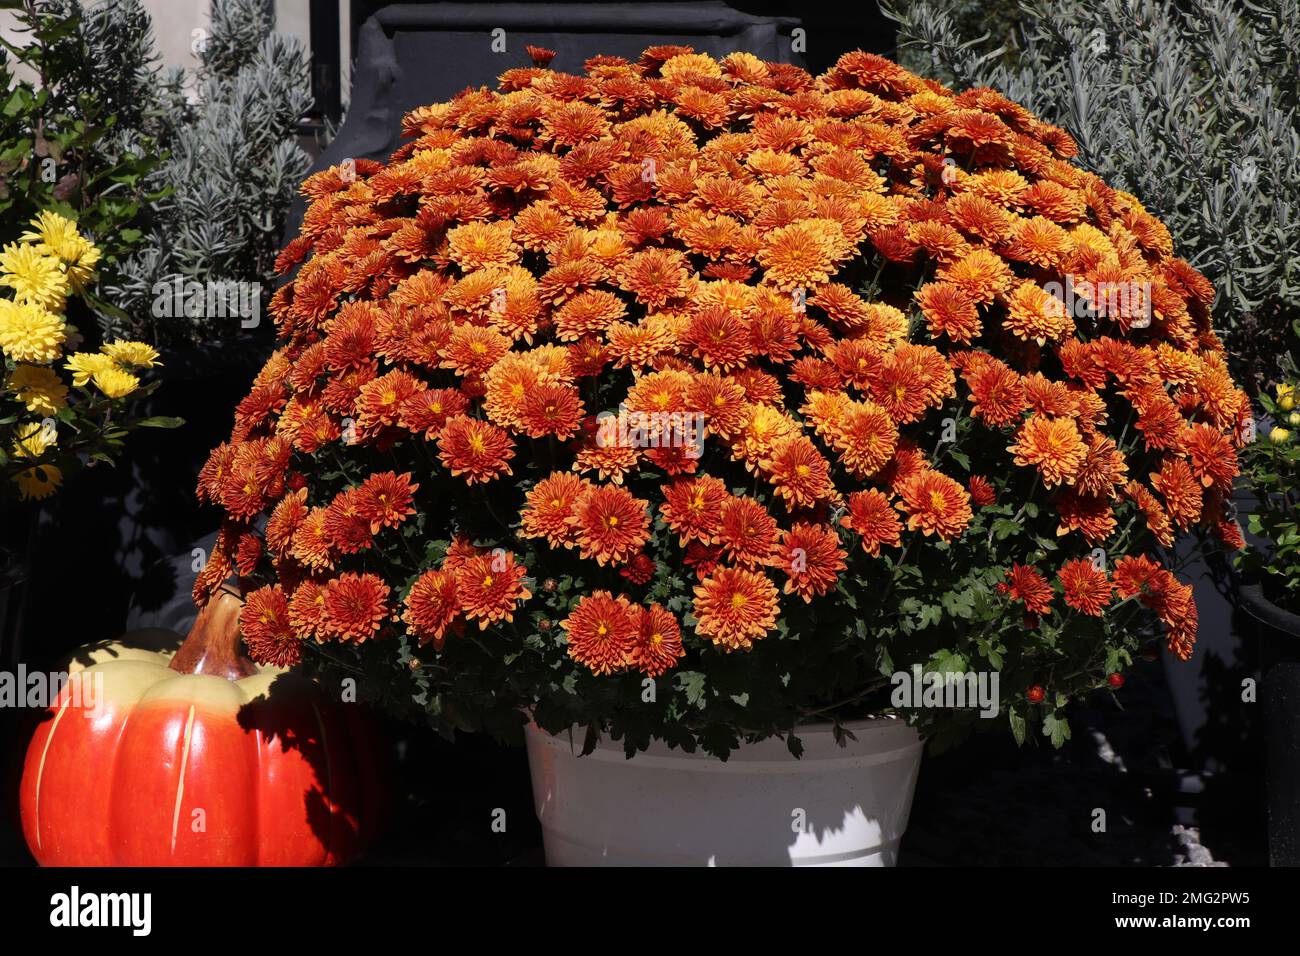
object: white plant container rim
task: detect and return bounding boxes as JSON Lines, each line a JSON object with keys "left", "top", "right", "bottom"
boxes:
{"left": 526, "top": 716, "right": 920, "bottom": 771}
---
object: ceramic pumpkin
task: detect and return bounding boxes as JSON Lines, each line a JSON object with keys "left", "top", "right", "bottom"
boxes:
{"left": 19, "top": 587, "right": 385, "bottom": 866}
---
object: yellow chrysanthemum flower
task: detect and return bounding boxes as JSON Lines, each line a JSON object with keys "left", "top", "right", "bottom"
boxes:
{"left": 62, "top": 238, "right": 100, "bottom": 294}
{"left": 64, "top": 351, "right": 116, "bottom": 386}
{"left": 13, "top": 464, "right": 62, "bottom": 501}
{"left": 6, "top": 364, "right": 69, "bottom": 415}
{"left": 101, "top": 340, "right": 161, "bottom": 368}
{"left": 12, "top": 419, "right": 56, "bottom": 458}
{"left": 20, "top": 211, "right": 82, "bottom": 260}
{"left": 0, "top": 298, "right": 66, "bottom": 363}
{"left": 19, "top": 211, "right": 100, "bottom": 290}
{"left": 0, "top": 242, "right": 68, "bottom": 309}
{"left": 91, "top": 365, "right": 140, "bottom": 399}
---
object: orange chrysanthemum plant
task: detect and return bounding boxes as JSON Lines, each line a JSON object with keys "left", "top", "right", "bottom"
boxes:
{"left": 198, "top": 46, "right": 1249, "bottom": 756}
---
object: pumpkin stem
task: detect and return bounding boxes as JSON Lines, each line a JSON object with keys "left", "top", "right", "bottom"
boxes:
{"left": 169, "top": 584, "right": 258, "bottom": 680}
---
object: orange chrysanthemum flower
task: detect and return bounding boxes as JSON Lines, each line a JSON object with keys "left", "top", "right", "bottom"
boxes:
{"left": 684, "top": 305, "right": 752, "bottom": 371}
{"left": 619, "top": 552, "right": 657, "bottom": 586}
{"left": 1113, "top": 554, "right": 1162, "bottom": 598}
{"left": 441, "top": 324, "right": 511, "bottom": 377}
{"left": 778, "top": 522, "right": 847, "bottom": 602}
{"left": 1058, "top": 558, "right": 1112, "bottom": 616}
{"left": 1126, "top": 479, "right": 1174, "bottom": 547}
{"left": 323, "top": 488, "right": 373, "bottom": 555}
{"left": 1074, "top": 435, "right": 1129, "bottom": 498}
{"left": 354, "top": 471, "right": 418, "bottom": 533}
{"left": 554, "top": 289, "right": 626, "bottom": 340}
{"left": 355, "top": 368, "right": 426, "bottom": 434}
{"left": 320, "top": 572, "right": 391, "bottom": 642}
{"left": 938, "top": 247, "right": 1013, "bottom": 304}
{"left": 403, "top": 568, "right": 460, "bottom": 648}
{"left": 563, "top": 590, "right": 638, "bottom": 675}
{"left": 569, "top": 483, "right": 651, "bottom": 565}
{"left": 437, "top": 415, "right": 515, "bottom": 483}
{"left": 1009, "top": 414, "right": 1087, "bottom": 488}
{"left": 1004, "top": 216, "right": 1069, "bottom": 269}
{"left": 947, "top": 192, "right": 1014, "bottom": 243}
{"left": 916, "top": 281, "right": 981, "bottom": 344}
{"left": 289, "top": 507, "right": 335, "bottom": 571}
{"left": 628, "top": 603, "right": 685, "bottom": 677}
{"left": 447, "top": 221, "right": 519, "bottom": 270}
{"left": 265, "top": 487, "right": 309, "bottom": 559}
{"left": 1003, "top": 563, "right": 1053, "bottom": 615}
{"left": 1056, "top": 489, "right": 1117, "bottom": 543}
{"left": 400, "top": 387, "right": 470, "bottom": 438}
{"left": 968, "top": 475, "right": 997, "bottom": 506}
{"left": 1149, "top": 456, "right": 1203, "bottom": 529}
{"left": 692, "top": 566, "right": 780, "bottom": 651}
{"left": 616, "top": 247, "right": 690, "bottom": 308}
{"left": 287, "top": 580, "right": 327, "bottom": 639}
{"left": 718, "top": 495, "right": 780, "bottom": 567}
{"left": 757, "top": 220, "right": 838, "bottom": 290}
{"left": 840, "top": 489, "right": 902, "bottom": 556}
{"left": 1181, "top": 422, "right": 1237, "bottom": 490}
{"left": 828, "top": 400, "right": 899, "bottom": 478}
{"left": 759, "top": 435, "right": 836, "bottom": 510}
{"left": 518, "top": 382, "right": 585, "bottom": 438}
{"left": 454, "top": 551, "right": 532, "bottom": 629}
{"left": 659, "top": 475, "right": 727, "bottom": 545}
{"left": 241, "top": 585, "right": 302, "bottom": 667}
{"left": 1005, "top": 280, "right": 1071, "bottom": 345}
{"left": 521, "top": 471, "right": 589, "bottom": 548}
{"left": 572, "top": 440, "right": 640, "bottom": 483}
{"left": 896, "top": 470, "right": 972, "bottom": 540}
{"left": 966, "top": 358, "right": 1027, "bottom": 427}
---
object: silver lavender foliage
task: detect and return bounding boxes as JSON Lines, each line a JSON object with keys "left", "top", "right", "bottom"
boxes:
{"left": 70, "top": 0, "right": 313, "bottom": 345}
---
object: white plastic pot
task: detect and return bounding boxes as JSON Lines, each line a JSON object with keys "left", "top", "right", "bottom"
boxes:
{"left": 524, "top": 718, "right": 923, "bottom": 866}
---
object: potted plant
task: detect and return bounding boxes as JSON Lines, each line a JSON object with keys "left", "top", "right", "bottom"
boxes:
{"left": 197, "top": 45, "right": 1247, "bottom": 865}
{"left": 1236, "top": 353, "right": 1300, "bottom": 865}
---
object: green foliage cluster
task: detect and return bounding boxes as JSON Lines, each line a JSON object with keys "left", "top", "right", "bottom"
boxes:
{"left": 1237, "top": 319, "right": 1300, "bottom": 613}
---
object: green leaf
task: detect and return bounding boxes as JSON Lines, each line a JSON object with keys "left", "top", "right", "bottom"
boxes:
{"left": 928, "top": 649, "right": 967, "bottom": 674}
{"left": 1043, "top": 711, "right": 1071, "bottom": 748}
{"left": 1009, "top": 709, "right": 1027, "bottom": 746}
{"left": 677, "top": 671, "right": 708, "bottom": 708}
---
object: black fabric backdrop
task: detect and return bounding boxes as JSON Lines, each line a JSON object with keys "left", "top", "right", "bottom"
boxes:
{"left": 335, "top": 1, "right": 797, "bottom": 166}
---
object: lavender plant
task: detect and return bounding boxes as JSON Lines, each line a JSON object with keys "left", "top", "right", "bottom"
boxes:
{"left": 94, "top": 0, "right": 313, "bottom": 345}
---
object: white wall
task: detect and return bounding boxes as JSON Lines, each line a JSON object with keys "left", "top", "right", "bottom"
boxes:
{"left": 1, "top": 0, "right": 348, "bottom": 103}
